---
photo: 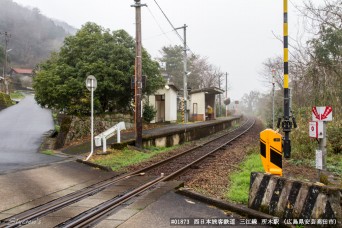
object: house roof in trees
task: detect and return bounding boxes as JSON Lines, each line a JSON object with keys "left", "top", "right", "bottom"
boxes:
{"left": 11, "top": 68, "right": 33, "bottom": 75}
{"left": 189, "top": 87, "right": 224, "bottom": 95}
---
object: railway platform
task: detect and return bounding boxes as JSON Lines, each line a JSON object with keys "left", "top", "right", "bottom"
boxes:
{"left": 61, "top": 115, "right": 242, "bottom": 156}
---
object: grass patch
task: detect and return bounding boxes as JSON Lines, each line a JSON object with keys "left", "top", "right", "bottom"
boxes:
{"left": 327, "top": 154, "right": 342, "bottom": 175}
{"left": 54, "top": 124, "right": 60, "bottom": 133}
{"left": 42, "top": 150, "right": 55, "bottom": 155}
{"left": 91, "top": 146, "right": 178, "bottom": 171}
{"left": 10, "top": 91, "right": 24, "bottom": 100}
{"left": 52, "top": 112, "right": 58, "bottom": 120}
{"left": 289, "top": 153, "right": 342, "bottom": 176}
{"left": 225, "top": 151, "right": 264, "bottom": 204}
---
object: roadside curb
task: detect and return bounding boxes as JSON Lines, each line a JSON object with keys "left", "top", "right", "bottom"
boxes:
{"left": 38, "top": 129, "right": 56, "bottom": 153}
{"left": 176, "top": 188, "right": 290, "bottom": 227}
{"left": 76, "top": 159, "right": 113, "bottom": 172}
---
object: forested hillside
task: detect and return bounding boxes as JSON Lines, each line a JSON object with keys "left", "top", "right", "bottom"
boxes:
{"left": 0, "top": 0, "right": 77, "bottom": 68}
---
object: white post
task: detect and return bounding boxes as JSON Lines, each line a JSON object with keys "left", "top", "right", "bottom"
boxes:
{"left": 317, "top": 121, "right": 327, "bottom": 180}
{"left": 272, "top": 82, "right": 275, "bottom": 129}
{"left": 86, "top": 80, "right": 94, "bottom": 161}
{"left": 117, "top": 127, "right": 121, "bottom": 143}
{"left": 103, "top": 136, "right": 107, "bottom": 153}
{"left": 272, "top": 69, "right": 275, "bottom": 129}
{"left": 320, "top": 122, "right": 327, "bottom": 170}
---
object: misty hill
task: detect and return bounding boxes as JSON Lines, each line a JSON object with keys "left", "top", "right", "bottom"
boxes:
{"left": 52, "top": 19, "right": 77, "bottom": 35}
{"left": 0, "top": 0, "right": 77, "bottom": 68}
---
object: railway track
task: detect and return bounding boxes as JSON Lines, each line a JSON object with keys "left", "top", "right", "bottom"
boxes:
{"left": 143, "top": 117, "right": 255, "bottom": 179}
{"left": 55, "top": 117, "right": 255, "bottom": 227}
{"left": 0, "top": 173, "right": 146, "bottom": 228}
{"left": 0, "top": 117, "right": 255, "bottom": 228}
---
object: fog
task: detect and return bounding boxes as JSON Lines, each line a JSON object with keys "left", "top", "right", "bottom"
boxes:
{"left": 13, "top": 0, "right": 325, "bottom": 100}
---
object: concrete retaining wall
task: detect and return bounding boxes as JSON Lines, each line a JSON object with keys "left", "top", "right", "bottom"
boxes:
{"left": 141, "top": 117, "right": 241, "bottom": 147}
{"left": 248, "top": 172, "right": 341, "bottom": 225}
{"left": 56, "top": 113, "right": 134, "bottom": 148}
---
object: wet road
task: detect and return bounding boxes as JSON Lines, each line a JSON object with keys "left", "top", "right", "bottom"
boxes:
{"left": 0, "top": 95, "right": 63, "bottom": 173}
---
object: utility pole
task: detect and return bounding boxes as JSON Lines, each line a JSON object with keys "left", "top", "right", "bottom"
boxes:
{"left": 225, "top": 72, "right": 228, "bottom": 117}
{"left": 1, "top": 32, "right": 10, "bottom": 94}
{"left": 132, "top": 0, "right": 146, "bottom": 148}
{"left": 175, "top": 24, "right": 188, "bottom": 123}
{"left": 272, "top": 69, "right": 275, "bottom": 129}
{"left": 218, "top": 74, "right": 221, "bottom": 117}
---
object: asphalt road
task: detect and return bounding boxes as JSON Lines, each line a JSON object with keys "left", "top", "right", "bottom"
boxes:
{"left": 0, "top": 95, "right": 63, "bottom": 173}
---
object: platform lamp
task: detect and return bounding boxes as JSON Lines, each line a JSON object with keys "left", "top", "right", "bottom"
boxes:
{"left": 85, "top": 75, "right": 97, "bottom": 161}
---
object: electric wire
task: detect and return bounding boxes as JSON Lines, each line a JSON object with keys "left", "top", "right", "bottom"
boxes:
{"left": 152, "top": 0, "right": 193, "bottom": 54}
{"left": 152, "top": 0, "right": 183, "bottom": 41}
{"left": 146, "top": 6, "right": 173, "bottom": 43}
{"left": 143, "top": 29, "right": 175, "bottom": 42}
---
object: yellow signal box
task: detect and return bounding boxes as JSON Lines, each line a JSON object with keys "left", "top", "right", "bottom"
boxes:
{"left": 260, "top": 129, "right": 283, "bottom": 176}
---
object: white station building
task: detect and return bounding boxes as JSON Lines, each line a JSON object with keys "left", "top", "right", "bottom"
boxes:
{"left": 147, "top": 83, "right": 179, "bottom": 123}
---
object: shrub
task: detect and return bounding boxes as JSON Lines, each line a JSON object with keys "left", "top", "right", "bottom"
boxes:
{"left": 291, "top": 107, "right": 317, "bottom": 159}
{"left": 143, "top": 104, "right": 156, "bottom": 123}
{"left": 0, "top": 92, "right": 13, "bottom": 110}
{"left": 327, "top": 124, "right": 342, "bottom": 154}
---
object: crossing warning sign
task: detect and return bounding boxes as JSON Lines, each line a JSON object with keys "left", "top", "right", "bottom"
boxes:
{"left": 312, "top": 106, "right": 333, "bottom": 121}
{"left": 309, "top": 121, "right": 324, "bottom": 139}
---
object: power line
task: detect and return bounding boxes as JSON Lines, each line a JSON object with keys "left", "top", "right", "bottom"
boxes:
{"left": 143, "top": 29, "right": 175, "bottom": 42}
{"left": 146, "top": 6, "right": 172, "bottom": 42}
{"left": 152, "top": 0, "right": 193, "bottom": 54}
{"left": 152, "top": 0, "right": 183, "bottom": 41}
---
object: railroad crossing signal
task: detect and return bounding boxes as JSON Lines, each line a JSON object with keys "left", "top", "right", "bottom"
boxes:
{"left": 260, "top": 129, "right": 283, "bottom": 176}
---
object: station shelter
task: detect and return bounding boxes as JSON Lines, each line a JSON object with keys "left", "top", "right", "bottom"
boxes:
{"left": 147, "top": 83, "right": 179, "bottom": 123}
{"left": 189, "top": 87, "right": 224, "bottom": 121}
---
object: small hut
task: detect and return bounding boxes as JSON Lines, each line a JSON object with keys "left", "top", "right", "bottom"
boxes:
{"left": 189, "top": 87, "right": 224, "bottom": 121}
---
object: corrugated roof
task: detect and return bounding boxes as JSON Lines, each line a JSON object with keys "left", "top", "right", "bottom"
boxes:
{"left": 167, "top": 82, "right": 180, "bottom": 91}
{"left": 189, "top": 87, "right": 224, "bottom": 95}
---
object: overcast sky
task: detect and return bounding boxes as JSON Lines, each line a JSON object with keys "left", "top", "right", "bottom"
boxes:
{"left": 13, "top": 0, "right": 322, "bottom": 100}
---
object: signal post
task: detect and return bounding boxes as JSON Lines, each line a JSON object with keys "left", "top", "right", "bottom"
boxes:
{"left": 259, "top": 0, "right": 297, "bottom": 176}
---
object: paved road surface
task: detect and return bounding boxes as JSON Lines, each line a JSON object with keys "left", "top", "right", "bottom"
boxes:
{"left": 0, "top": 95, "right": 63, "bottom": 173}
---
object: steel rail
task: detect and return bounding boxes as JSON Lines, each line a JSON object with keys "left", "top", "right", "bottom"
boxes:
{"left": 0, "top": 173, "right": 145, "bottom": 228}
{"left": 57, "top": 175, "right": 165, "bottom": 228}
{"left": 162, "top": 118, "right": 255, "bottom": 181}
{"left": 128, "top": 117, "right": 252, "bottom": 175}
{"left": 56, "top": 117, "right": 255, "bottom": 228}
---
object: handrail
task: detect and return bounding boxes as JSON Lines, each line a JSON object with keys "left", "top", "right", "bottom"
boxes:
{"left": 94, "top": 121, "right": 126, "bottom": 152}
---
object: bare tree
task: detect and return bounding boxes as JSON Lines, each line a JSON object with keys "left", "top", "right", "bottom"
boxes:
{"left": 159, "top": 47, "right": 227, "bottom": 90}
{"left": 241, "top": 90, "right": 261, "bottom": 113}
